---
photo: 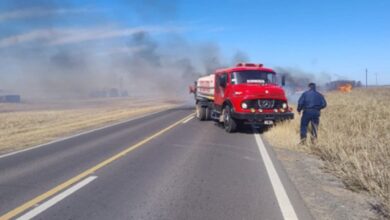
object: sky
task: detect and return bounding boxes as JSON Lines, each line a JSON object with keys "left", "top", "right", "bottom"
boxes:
{"left": 182, "top": 0, "right": 390, "bottom": 85}
{"left": 0, "top": 0, "right": 389, "bottom": 93}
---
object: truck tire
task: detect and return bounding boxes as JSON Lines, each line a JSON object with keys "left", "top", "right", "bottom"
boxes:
{"left": 196, "top": 104, "right": 206, "bottom": 121}
{"left": 204, "top": 107, "right": 211, "bottom": 120}
{"left": 223, "top": 105, "right": 237, "bottom": 132}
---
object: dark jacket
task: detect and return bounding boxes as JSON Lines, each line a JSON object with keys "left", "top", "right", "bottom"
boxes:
{"left": 297, "top": 89, "right": 327, "bottom": 112}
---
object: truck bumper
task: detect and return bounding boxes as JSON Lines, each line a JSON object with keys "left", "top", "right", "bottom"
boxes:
{"left": 231, "top": 112, "right": 294, "bottom": 124}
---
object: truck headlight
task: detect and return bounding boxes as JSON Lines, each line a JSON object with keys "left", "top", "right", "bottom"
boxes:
{"left": 282, "top": 103, "right": 287, "bottom": 109}
{"left": 241, "top": 102, "right": 248, "bottom": 109}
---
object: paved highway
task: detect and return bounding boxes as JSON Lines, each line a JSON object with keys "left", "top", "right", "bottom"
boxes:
{"left": 0, "top": 107, "right": 312, "bottom": 220}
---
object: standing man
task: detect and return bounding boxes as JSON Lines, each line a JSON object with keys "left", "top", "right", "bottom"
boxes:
{"left": 297, "top": 83, "right": 327, "bottom": 143}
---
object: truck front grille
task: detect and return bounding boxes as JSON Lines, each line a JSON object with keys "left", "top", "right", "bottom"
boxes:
{"left": 245, "top": 99, "right": 284, "bottom": 109}
{"left": 258, "top": 100, "right": 275, "bottom": 109}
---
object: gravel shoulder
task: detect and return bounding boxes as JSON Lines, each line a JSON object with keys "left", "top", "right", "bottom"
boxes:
{"left": 273, "top": 147, "right": 382, "bottom": 220}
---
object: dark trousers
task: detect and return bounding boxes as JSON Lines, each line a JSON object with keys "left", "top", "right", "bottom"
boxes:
{"left": 300, "top": 110, "right": 320, "bottom": 140}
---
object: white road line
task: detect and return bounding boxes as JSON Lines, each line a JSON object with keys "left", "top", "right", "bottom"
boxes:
{"left": 16, "top": 176, "right": 97, "bottom": 220}
{"left": 182, "top": 116, "right": 194, "bottom": 124}
{"left": 254, "top": 133, "right": 299, "bottom": 220}
{"left": 0, "top": 107, "right": 175, "bottom": 159}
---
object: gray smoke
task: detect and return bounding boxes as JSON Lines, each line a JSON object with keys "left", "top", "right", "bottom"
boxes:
{"left": 199, "top": 43, "right": 224, "bottom": 75}
{"left": 231, "top": 50, "right": 249, "bottom": 64}
{"left": 274, "top": 67, "right": 331, "bottom": 104}
{"left": 0, "top": 1, "right": 248, "bottom": 101}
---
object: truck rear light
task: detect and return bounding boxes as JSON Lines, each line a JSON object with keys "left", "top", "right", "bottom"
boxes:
{"left": 189, "top": 85, "right": 196, "bottom": 94}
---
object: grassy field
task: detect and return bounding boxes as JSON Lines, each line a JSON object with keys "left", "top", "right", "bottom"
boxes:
{"left": 264, "top": 87, "right": 390, "bottom": 217}
{"left": 0, "top": 98, "right": 176, "bottom": 153}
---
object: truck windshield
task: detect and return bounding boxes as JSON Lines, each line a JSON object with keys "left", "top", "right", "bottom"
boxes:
{"left": 231, "top": 71, "right": 276, "bottom": 85}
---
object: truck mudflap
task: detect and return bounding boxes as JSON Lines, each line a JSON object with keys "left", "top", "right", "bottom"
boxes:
{"left": 231, "top": 112, "right": 294, "bottom": 124}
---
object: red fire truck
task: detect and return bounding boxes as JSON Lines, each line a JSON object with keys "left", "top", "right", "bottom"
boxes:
{"left": 190, "top": 63, "right": 294, "bottom": 132}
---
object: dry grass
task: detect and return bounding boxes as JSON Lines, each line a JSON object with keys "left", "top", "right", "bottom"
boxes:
{"left": 0, "top": 98, "right": 176, "bottom": 153}
{"left": 264, "top": 88, "right": 390, "bottom": 216}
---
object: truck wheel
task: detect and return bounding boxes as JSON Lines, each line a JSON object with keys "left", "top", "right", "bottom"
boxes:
{"left": 196, "top": 104, "right": 206, "bottom": 121}
{"left": 223, "top": 105, "right": 237, "bottom": 132}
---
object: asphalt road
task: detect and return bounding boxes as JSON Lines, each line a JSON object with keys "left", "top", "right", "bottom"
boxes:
{"left": 0, "top": 107, "right": 312, "bottom": 220}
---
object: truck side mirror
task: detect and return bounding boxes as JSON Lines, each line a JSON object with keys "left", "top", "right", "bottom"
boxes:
{"left": 281, "top": 75, "right": 286, "bottom": 87}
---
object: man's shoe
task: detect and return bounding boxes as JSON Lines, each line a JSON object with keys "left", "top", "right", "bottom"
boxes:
{"left": 310, "top": 136, "right": 317, "bottom": 145}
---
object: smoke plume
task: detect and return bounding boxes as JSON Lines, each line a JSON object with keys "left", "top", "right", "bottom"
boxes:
{"left": 0, "top": 0, "right": 246, "bottom": 101}
{"left": 275, "top": 66, "right": 331, "bottom": 104}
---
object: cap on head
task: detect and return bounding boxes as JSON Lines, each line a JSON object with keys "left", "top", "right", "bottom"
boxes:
{"left": 308, "top": 82, "right": 316, "bottom": 89}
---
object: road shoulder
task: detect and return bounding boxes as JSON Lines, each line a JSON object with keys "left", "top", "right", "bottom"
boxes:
{"left": 273, "top": 147, "right": 379, "bottom": 220}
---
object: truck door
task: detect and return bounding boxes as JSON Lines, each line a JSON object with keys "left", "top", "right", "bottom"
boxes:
{"left": 214, "top": 72, "right": 228, "bottom": 108}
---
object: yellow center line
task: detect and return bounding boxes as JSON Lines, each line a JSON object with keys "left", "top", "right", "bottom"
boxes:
{"left": 0, "top": 113, "right": 195, "bottom": 220}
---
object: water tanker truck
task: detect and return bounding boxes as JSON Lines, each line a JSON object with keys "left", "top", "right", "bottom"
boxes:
{"left": 190, "top": 63, "right": 294, "bottom": 132}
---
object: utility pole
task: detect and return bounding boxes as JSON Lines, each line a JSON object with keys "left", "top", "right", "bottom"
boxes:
{"left": 365, "top": 68, "right": 368, "bottom": 88}
{"left": 375, "top": 73, "right": 378, "bottom": 86}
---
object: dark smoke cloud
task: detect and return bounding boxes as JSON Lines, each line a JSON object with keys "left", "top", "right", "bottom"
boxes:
{"left": 274, "top": 66, "right": 331, "bottom": 104}
{"left": 50, "top": 49, "right": 87, "bottom": 69}
{"left": 199, "top": 43, "right": 224, "bottom": 74}
{"left": 117, "top": 32, "right": 232, "bottom": 99}
{"left": 128, "top": 32, "right": 161, "bottom": 67}
{"left": 231, "top": 50, "right": 249, "bottom": 64}
{"left": 0, "top": 0, "right": 255, "bottom": 101}
{"left": 0, "top": 1, "right": 161, "bottom": 99}
{"left": 275, "top": 67, "right": 331, "bottom": 88}
{"left": 275, "top": 67, "right": 314, "bottom": 89}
